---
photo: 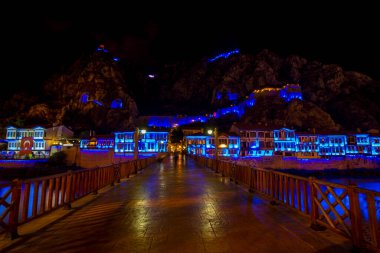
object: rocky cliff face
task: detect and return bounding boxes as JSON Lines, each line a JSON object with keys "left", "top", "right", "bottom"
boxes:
{"left": 1, "top": 50, "right": 138, "bottom": 133}
{"left": 142, "top": 49, "right": 379, "bottom": 131}
{"left": 1, "top": 49, "right": 378, "bottom": 133}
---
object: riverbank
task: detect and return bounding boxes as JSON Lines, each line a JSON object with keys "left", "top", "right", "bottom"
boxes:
{"left": 236, "top": 155, "right": 380, "bottom": 170}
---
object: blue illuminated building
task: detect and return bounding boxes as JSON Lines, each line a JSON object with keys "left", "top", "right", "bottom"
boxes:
{"left": 273, "top": 128, "right": 296, "bottom": 155}
{"left": 295, "top": 133, "right": 319, "bottom": 158}
{"left": 80, "top": 135, "right": 114, "bottom": 149}
{"left": 186, "top": 134, "right": 239, "bottom": 157}
{"left": 318, "top": 135, "right": 346, "bottom": 156}
{"left": 187, "top": 127, "right": 380, "bottom": 160}
{"left": 114, "top": 131, "right": 168, "bottom": 153}
{"left": 370, "top": 135, "right": 380, "bottom": 155}
{"left": 6, "top": 126, "right": 46, "bottom": 157}
{"left": 230, "top": 125, "right": 274, "bottom": 157}
{"left": 346, "top": 133, "right": 371, "bottom": 155}
{"left": 186, "top": 135, "right": 207, "bottom": 155}
{"left": 208, "top": 49, "right": 240, "bottom": 62}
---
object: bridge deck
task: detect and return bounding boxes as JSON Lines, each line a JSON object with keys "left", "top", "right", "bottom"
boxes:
{"left": 2, "top": 156, "right": 351, "bottom": 252}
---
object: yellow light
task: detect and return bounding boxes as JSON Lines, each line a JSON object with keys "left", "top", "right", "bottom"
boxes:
{"left": 207, "top": 129, "right": 213, "bottom": 135}
{"left": 219, "top": 144, "right": 227, "bottom": 148}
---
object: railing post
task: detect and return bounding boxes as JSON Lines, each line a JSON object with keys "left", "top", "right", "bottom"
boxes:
{"left": 309, "top": 177, "right": 324, "bottom": 231}
{"left": 134, "top": 160, "right": 138, "bottom": 174}
{"left": 114, "top": 164, "right": 121, "bottom": 184}
{"left": 9, "top": 179, "right": 21, "bottom": 239}
{"left": 93, "top": 168, "right": 99, "bottom": 195}
{"left": 230, "top": 162, "right": 236, "bottom": 182}
{"left": 347, "top": 183, "right": 362, "bottom": 250}
{"left": 64, "top": 170, "right": 73, "bottom": 210}
{"left": 249, "top": 167, "right": 254, "bottom": 193}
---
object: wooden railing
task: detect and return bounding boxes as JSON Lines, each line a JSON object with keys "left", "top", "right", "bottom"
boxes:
{"left": 0, "top": 156, "right": 156, "bottom": 239}
{"left": 192, "top": 155, "right": 380, "bottom": 251}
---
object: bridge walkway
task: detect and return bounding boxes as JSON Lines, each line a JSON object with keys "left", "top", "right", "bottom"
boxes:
{"left": 2, "top": 156, "right": 351, "bottom": 252}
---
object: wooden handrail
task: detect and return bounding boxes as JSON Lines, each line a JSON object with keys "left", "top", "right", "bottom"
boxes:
{"left": 0, "top": 156, "right": 157, "bottom": 239}
{"left": 193, "top": 155, "right": 380, "bottom": 251}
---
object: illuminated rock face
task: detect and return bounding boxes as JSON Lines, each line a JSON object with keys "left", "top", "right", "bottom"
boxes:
{"left": 149, "top": 49, "right": 378, "bottom": 131}
{"left": 42, "top": 51, "right": 138, "bottom": 132}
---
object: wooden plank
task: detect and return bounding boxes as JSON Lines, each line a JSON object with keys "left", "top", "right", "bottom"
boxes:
{"left": 54, "top": 177, "right": 60, "bottom": 208}
{"left": 326, "top": 186, "right": 349, "bottom": 216}
{"left": 289, "top": 178, "right": 296, "bottom": 208}
{"left": 285, "top": 176, "right": 289, "bottom": 205}
{"left": 279, "top": 175, "right": 283, "bottom": 202}
{"left": 304, "top": 181, "right": 310, "bottom": 214}
{"left": 32, "top": 181, "right": 39, "bottom": 218}
{"left": 21, "top": 182, "right": 31, "bottom": 222}
{"left": 60, "top": 176, "right": 66, "bottom": 206}
{"left": 39, "top": 180, "right": 46, "bottom": 214}
{"left": 47, "top": 178, "right": 54, "bottom": 211}
{"left": 367, "top": 193, "right": 380, "bottom": 248}
{"left": 314, "top": 183, "right": 351, "bottom": 236}
{"left": 314, "top": 198, "right": 336, "bottom": 229}
{"left": 296, "top": 179, "right": 301, "bottom": 211}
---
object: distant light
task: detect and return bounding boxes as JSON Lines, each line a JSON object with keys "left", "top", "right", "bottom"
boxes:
{"left": 208, "top": 49, "right": 240, "bottom": 62}
{"left": 207, "top": 130, "right": 213, "bottom": 135}
{"left": 140, "top": 129, "right": 146, "bottom": 134}
{"left": 93, "top": 100, "right": 103, "bottom": 106}
{"left": 148, "top": 74, "right": 155, "bottom": 79}
{"left": 113, "top": 57, "right": 119, "bottom": 62}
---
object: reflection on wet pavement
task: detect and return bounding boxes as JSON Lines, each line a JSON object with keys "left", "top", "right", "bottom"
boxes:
{"left": 5, "top": 155, "right": 351, "bottom": 252}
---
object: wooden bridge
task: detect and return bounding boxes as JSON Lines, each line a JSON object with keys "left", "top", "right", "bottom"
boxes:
{"left": 0, "top": 155, "right": 378, "bottom": 252}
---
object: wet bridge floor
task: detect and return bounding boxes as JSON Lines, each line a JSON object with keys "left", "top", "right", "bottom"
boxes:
{"left": 3, "top": 156, "right": 351, "bottom": 252}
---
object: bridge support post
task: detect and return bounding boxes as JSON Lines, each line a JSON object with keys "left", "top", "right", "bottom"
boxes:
{"left": 9, "top": 179, "right": 21, "bottom": 240}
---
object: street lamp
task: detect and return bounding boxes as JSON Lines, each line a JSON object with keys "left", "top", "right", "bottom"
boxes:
{"left": 133, "top": 128, "right": 146, "bottom": 159}
{"left": 208, "top": 127, "right": 218, "bottom": 172}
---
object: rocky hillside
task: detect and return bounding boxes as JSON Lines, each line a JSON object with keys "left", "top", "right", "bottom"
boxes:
{"left": 132, "top": 49, "right": 379, "bottom": 131}
{"left": 1, "top": 48, "right": 378, "bottom": 133}
{"left": 1, "top": 49, "right": 138, "bottom": 133}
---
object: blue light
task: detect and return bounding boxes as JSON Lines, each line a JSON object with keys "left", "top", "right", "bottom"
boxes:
{"left": 111, "top": 99, "right": 123, "bottom": 109}
{"left": 80, "top": 93, "right": 89, "bottom": 103}
{"left": 208, "top": 49, "right": 240, "bottom": 62}
{"left": 113, "top": 57, "right": 119, "bottom": 62}
{"left": 93, "top": 100, "right": 103, "bottom": 106}
{"left": 227, "top": 92, "right": 238, "bottom": 101}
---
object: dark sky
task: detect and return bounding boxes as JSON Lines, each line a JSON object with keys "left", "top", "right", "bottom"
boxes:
{"left": 1, "top": 5, "right": 379, "bottom": 98}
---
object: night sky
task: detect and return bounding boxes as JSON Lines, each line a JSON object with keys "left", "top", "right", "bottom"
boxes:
{"left": 1, "top": 5, "right": 379, "bottom": 99}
